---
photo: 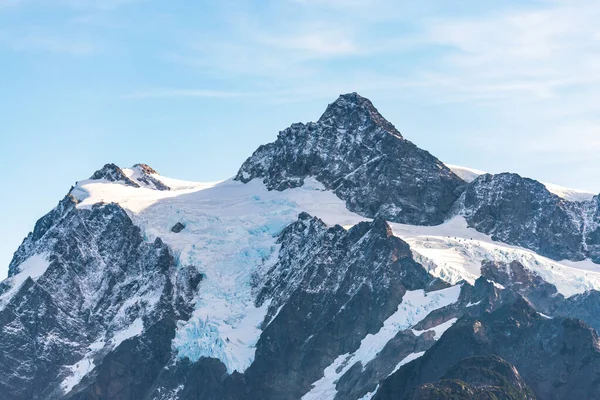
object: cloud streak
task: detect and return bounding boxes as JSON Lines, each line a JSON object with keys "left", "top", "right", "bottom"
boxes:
{"left": 124, "top": 89, "right": 253, "bottom": 99}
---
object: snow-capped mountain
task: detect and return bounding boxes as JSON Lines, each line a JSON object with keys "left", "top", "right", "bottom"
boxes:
{"left": 3, "top": 93, "right": 600, "bottom": 400}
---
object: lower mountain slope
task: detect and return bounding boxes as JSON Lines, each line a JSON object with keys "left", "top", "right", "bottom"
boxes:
{"left": 374, "top": 297, "right": 600, "bottom": 400}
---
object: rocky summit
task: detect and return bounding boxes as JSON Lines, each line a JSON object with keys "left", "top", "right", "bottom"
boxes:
{"left": 236, "top": 93, "right": 466, "bottom": 225}
{"left": 2, "top": 93, "right": 600, "bottom": 400}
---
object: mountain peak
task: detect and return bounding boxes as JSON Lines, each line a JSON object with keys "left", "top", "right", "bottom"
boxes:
{"left": 317, "top": 92, "right": 402, "bottom": 138}
{"left": 133, "top": 163, "right": 159, "bottom": 175}
{"left": 90, "top": 163, "right": 140, "bottom": 188}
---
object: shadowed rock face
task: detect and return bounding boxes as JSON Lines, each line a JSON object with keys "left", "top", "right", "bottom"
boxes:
{"left": 374, "top": 298, "right": 600, "bottom": 400}
{"left": 479, "top": 259, "right": 600, "bottom": 333}
{"left": 235, "top": 93, "right": 465, "bottom": 225}
{"left": 245, "top": 213, "right": 434, "bottom": 399}
{"left": 66, "top": 319, "right": 178, "bottom": 400}
{"left": 406, "top": 356, "right": 536, "bottom": 400}
{"left": 170, "top": 222, "right": 185, "bottom": 233}
{"left": 455, "top": 172, "right": 600, "bottom": 262}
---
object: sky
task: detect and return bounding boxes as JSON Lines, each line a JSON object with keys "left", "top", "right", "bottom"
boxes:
{"left": 1, "top": 0, "right": 600, "bottom": 277}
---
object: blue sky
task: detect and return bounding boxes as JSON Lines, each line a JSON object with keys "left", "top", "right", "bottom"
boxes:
{"left": 1, "top": 0, "right": 600, "bottom": 277}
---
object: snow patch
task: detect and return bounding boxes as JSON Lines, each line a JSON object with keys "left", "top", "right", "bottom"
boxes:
{"left": 358, "top": 386, "right": 379, "bottom": 400}
{"left": 60, "top": 358, "right": 95, "bottom": 393}
{"left": 392, "top": 216, "right": 600, "bottom": 297}
{"left": 389, "top": 351, "right": 426, "bottom": 375}
{"left": 302, "top": 285, "right": 461, "bottom": 400}
{"left": 413, "top": 317, "right": 457, "bottom": 340}
{"left": 111, "top": 317, "right": 144, "bottom": 348}
{"left": 491, "top": 281, "right": 505, "bottom": 290}
{"left": 466, "top": 300, "right": 482, "bottom": 307}
{"left": 542, "top": 182, "right": 595, "bottom": 202}
{"left": 0, "top": 253, "right": 50, "bottom": 309}
{"left": 445, "top": 164, "right": 486, "bottom": 183}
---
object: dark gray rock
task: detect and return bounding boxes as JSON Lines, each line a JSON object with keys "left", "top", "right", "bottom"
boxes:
{"left": 144, "top": 357, "right": 245, "bottom": 400}
{"left": 558, "top": 290, "right": 600, "bottom": 333}
{"left": 406, "top": 355, "right": 536, "bottom": 400}
{"left": 236, "top": 93, "right": 465, "bottom": 225}
{"left": 170, "top": 222, "right": 185, "bottom": 233}
{"left": 480, "top": 260, "right": 561, "bottom": 316}
{"left": 89, "top": 163, "right": 170, "bottom": 191}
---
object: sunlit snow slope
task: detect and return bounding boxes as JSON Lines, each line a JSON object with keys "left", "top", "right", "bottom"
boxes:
{"left": 69, "top": 166, "right": 600, "bottom": 373}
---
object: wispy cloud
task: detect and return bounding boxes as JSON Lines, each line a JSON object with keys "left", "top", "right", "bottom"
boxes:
{"left": 261, "top": 31, "right": 359, "bottom": 57}
{"left": 5, "top": 33, "right": 97, "bottom": 55}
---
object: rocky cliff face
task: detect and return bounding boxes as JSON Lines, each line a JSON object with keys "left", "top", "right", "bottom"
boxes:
{"left": 236, "top": 93, "right": 465, "bottom": 225}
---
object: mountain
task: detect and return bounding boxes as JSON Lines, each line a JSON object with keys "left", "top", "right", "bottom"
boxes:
{"left": 3, "top": 93, "right": 600, "bottom": 400}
